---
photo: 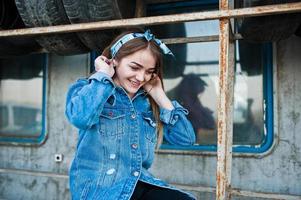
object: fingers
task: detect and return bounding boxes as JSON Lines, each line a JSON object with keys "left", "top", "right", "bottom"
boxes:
{"left": 95, "top": 56, "right": 112, "bottom": 70}
{"left": 96, "top": 55, "right": 111, "bottom": 66}
{"left": 100, "top": 55, "right": 111, "bottom": 65}
{"left": 152, "top": 73, "right": 158, "bottom": 79}
{"left": 150, "top": 73, "right": 159, "bottom": 82}
{"left": 94, "top": 55, "right": 115, "bottom": 77}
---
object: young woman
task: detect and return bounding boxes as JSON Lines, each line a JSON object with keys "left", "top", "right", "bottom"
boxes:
{"left": 65, "top": 29, "right": 196, "bottom": 200}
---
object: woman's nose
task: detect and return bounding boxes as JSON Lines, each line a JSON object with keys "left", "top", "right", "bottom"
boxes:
{"left": 136, "top": 71, "right": 145, "bottom": 81}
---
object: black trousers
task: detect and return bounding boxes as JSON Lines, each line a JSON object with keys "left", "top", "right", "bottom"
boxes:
{"left": 130, "top": 181, "right": 194, "bottom": 200}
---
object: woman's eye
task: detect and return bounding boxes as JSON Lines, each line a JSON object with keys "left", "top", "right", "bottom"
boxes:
{"left": 130, "top": 66, "right": 139, "bottom": 71}
{"left": 146, "top": 71, "right": 154, "bottom": 75}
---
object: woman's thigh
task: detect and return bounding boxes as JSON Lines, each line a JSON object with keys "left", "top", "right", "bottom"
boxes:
{"left": 142, "top": 187, "right": 193, "bottom": 200}
{"left": 131, "top": 181, "right": 193, "bottom": 200}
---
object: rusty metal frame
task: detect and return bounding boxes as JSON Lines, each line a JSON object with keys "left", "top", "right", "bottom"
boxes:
{"left": 1, "top": 2, "right": 301, "bottom": 200}
{"left": 0, "top": 2, "right": 300, "bottom": 38}
{"left": 216, "top": 0, "right": 235, "bottom": 199}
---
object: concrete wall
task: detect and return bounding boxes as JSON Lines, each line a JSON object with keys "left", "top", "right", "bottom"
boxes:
{"left": 0, "top": 35, "right": 301, "bottom": 199}
{"left": 0, "top": 54, "right": 90, "bottom": 200}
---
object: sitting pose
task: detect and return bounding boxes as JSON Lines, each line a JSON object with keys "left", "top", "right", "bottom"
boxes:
{"left": 65, "top": 29, "right": 196, "bottom": 200}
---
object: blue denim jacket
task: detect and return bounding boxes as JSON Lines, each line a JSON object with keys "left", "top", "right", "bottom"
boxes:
{"left": 65, "top": 72, "right": 196, "bottom": 200}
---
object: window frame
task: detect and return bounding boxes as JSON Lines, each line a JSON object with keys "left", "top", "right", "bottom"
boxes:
{"left": 159, "top": 43, "right": 274, "bottom": 154}
{"left": 0, "top": 54, "right": 48, "bottom": 145}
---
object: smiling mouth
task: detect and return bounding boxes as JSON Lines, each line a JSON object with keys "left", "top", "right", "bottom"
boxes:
{"left": 130, "top": 80, "right": 140, "bottom": 88}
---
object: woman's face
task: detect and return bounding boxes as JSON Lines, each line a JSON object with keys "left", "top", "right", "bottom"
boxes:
{"left": 113, "top": 47, "right": 157, "bottom": 98}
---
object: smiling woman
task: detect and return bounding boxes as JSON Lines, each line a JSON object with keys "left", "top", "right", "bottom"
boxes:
{"left": 65, "top": 29, "right": 196, "bottom": 200}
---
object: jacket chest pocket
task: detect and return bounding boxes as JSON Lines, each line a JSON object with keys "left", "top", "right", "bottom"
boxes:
{"left": 99, "top": 109, "right": 125, "bottom": 136}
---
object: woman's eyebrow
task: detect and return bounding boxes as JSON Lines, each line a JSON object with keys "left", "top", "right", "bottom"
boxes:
{"left": 131, "top": 62, "right": 156, "bottom": 71}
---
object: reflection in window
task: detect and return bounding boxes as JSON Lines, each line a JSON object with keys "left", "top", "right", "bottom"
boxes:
{"left": 153, "top": 20, "right": 266, "bottom": 147}
{"left": 0, "top": 54, "right": 44, "bottom": 139}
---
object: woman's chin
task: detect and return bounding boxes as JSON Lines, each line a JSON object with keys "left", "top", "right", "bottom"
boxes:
{"left": 124, "top": 86, "right": 139, "bottom": 97}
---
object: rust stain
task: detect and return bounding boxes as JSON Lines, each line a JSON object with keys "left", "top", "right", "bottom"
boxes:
{"left": 217, "top": 173, "right": 221, "bottom": 198}
{"left": 217, "top": 172, "right": 225, "bottom": 199}
{"left": 219, "top": 0, "right": 228, "bottom": 10}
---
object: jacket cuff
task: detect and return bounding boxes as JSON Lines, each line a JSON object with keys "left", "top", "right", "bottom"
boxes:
{"left": 160, "top": 101, "right": 189, "bottom": 125}
{"left": 88, "top": 71, "right": 114, "bottom": 86}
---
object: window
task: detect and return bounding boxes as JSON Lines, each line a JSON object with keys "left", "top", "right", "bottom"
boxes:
{"left": 0, "top": 54, "right": 47, "bottom": 143}
{"left": 147, "top": 0, "right": 273, "bottom": 153}
{"left": 89, "top": 0, "right": 274, "bottom": 153}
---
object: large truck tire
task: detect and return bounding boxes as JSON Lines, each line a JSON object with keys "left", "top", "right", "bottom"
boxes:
{"left": 237, "top": 0, "right": 301, "bottom": 42}
{"left": 62, "top": 0, "right": 136, "bottom": 53}
{"left": 238, "top": 40, "right": 264, "bottom": 76}
{"left": 15, "top": 0, "right": 89, "bottom": 55}
{"left": 0, "top": 0, "right": 41, "bottom": 57}
{"left": 0, "top": 54, "right": 44, "bottom": 79}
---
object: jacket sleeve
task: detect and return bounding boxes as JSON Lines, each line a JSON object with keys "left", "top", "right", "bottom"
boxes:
{"left": 160, "top": 101, "right": 196, "bottom": 146}
{"left": 65, "top": 72, "right": 115, "bottom": 130}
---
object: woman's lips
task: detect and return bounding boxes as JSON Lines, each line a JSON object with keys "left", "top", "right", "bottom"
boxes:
{"left": 130, "top": 80, "right": 140, "bottom": 88}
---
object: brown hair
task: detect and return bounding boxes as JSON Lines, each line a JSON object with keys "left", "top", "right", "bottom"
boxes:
{"left": 102, "top": 28, "right": 164, "bottom": 148}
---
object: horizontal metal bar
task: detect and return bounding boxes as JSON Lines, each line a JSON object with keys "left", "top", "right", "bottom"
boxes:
{"left": 146, "top": 0, "right": 186, "bottom": 4}
{"left": 24, "top": 34, "right": 243, "bottom": 54}
{"left": 162, "top": 34, "right": 242, "bottom": 44}
{"left": 0, "top": 2, "right": 300, "bottom": 37}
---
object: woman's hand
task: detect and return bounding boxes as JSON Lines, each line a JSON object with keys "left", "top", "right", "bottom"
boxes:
{"left": 143, "top": 74, "right": 163, "bottom": 96}
{"left": 94, "top": 55, "right": 115, "bottom": 77}
{"left": 144, "top": 75, "right": 174, "bottom": 110}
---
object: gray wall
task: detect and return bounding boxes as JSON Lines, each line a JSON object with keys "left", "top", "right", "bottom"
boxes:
{"left": 0, "top": 54, "right": 89, "bottom": 200}
{"left": 1, "top": 35, "right": 301, "bottom": 199}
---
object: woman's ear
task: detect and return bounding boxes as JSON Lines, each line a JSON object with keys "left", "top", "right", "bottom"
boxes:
{"left": 112, "top": 59, "right": 118, "bottom": 68}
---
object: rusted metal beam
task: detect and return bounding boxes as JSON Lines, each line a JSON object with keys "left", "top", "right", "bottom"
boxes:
{"left": 162, "top": 34, "right": 242, "bottom": 44}
{"left": 147, "top": 0, "right": 187, "bottom": 4}
{"left": 22, "top": 34, "right": 243, "bottom": 54}
{"left": 216, "top": 0, "right": 235, "bottom": 199}
{"left": 0, "top": 2, "right": 300, "bottom": 37}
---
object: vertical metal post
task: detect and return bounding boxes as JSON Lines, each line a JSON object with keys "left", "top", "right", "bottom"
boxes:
{"left": 135, "top": 0, "right": 146, "bottom": 17}
{"left": 216, "top": 0, "right": 235, "bottom": 199}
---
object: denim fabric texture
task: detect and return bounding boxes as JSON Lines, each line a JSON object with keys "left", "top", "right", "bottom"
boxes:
{"left": 65, "top": 72, "right": 196, "bottom": 200}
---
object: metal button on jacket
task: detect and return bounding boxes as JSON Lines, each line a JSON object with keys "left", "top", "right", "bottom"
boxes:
{"left": 131, "top": 114, "right": 136, "bottom": 119}
{"left": 109, "top": 153, "right": 116, "bottom": 159}
{"left": 133, "top": 171, "right": 139, "bottom": 177}
{"left": 131, "top": 143, "right": 138, "bottom": 149}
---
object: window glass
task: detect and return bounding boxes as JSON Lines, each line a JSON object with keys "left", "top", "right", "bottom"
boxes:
{"left": 150, "top": 20, "right": 266, "bottom": 147}
{"left": 0, "top": 54, "right": 45, "bottom": 140}
{"left": 146, "top": 1, "right": 271, "bottom": 151}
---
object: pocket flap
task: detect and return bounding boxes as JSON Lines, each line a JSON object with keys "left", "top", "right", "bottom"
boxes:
{"left": 100, "top": 109, "right": 125, "bottom": 120}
